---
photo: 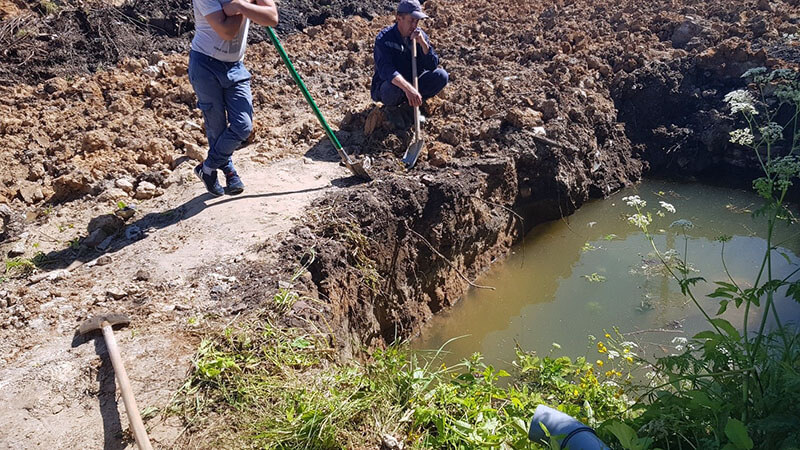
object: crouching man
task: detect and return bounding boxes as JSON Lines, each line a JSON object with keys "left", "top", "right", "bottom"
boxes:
{"left": 370, "top": 0, "right": 448, "bottom": 109}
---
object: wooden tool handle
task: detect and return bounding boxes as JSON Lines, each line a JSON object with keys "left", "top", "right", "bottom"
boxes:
{"left": 102, "top": 324, "right": 153, "bottom": 450}
{"left": 411, "top": 39, "right": 421, "bottom": 138}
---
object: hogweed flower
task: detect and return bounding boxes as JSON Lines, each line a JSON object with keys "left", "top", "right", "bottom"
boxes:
{"left": 659, "top": 201, "right": 676, "bottom": 213}
{"left": 628, "top": 213, "right": 651, "bottom": 228}
{"left": 730, "top": 128, "right": 755, "bottom": 146}
{"left": 622, "top": 195, "right": 646, "bottom": 208}
{"left": 724, "top": 89, "right": 759, "bottom": 115}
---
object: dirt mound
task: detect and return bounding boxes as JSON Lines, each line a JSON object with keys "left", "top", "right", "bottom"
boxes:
{"left": 0, "top": 0, "right": 397, "bottom": 84}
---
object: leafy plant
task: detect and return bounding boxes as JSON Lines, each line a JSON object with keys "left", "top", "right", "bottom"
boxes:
{"left": 613, "top": 68, "right": 800, "bottom": 450}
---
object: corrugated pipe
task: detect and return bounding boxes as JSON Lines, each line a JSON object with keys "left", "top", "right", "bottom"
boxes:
{"left": 528, "top": 405, "right": 610, "bottom": 450}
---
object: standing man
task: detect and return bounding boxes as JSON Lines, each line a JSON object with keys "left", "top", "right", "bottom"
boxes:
{"left": 189, "top": 0, "right": 278, "bottom": 196}
{"left": 370, "top": 0, "right": 448, "bottom": 109}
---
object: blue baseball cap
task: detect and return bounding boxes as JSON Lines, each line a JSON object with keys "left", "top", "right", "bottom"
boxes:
{"left": 397, "top": 0, "right": 428, "bottom": 19}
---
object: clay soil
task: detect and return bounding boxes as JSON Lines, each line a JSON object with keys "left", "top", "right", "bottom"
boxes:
{"left": 0, "top": 0, "right": 798, "bottom": 447}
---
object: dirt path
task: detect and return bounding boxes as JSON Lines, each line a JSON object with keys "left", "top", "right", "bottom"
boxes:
{"left": 0, "top": 149, "right": 352, "bottom": 449}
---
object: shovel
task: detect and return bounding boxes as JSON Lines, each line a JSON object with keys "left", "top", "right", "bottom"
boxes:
{"left": 402, "top": 38, "right": 424, "bottom": 169}
{"left": 266, "top": 27, "right": 371, "bottom": 180}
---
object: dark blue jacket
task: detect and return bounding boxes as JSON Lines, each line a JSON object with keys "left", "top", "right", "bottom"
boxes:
{"left": 370, "top": 23, "right": 439, "bottom": 101}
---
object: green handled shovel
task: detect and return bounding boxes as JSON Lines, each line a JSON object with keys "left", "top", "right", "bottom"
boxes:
{"left": 266, "top": 27, "right": 371, "bottom": 180}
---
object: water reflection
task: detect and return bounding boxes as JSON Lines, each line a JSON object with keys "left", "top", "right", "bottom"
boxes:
{"left": 413, "top": 180, "right": 800, "bottom": 369}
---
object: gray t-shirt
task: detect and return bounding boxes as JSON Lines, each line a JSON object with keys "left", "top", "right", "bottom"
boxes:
{"left": 191, "top": 0, "right": 250, "bottom": 62}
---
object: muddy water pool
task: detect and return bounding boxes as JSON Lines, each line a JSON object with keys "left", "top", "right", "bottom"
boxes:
{"left": 413, "top": 179, "right": 800, "bottom": 368}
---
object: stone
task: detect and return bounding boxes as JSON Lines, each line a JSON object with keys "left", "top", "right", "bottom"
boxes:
{"left": 671, "top": 17, "right": 703, "bottom": 49}
{"left": 51, "top": 172, "right": 93, "bottom": 203}
{"left": 427, "top": 142, "right": 453, "bottom": 168}
{"left": 9, "top": 240, "right": 26, "bottom": 257}
{"left": 182, "top": 140, "right": 205, "bottom": 162}
{"left": 106, "top": 287, "right": 127, "bottom": 300}
{"left": 115, "top": 179, "right": 135, "bottom": 193}
{"left": 96, "top": 255, "right": 113, "bottom": 266}
{"left": 134, "top": 181, "right": 159, "bottom": 200}
{"left": 135, "top": 269, "right": 150, "bottom": 281}
{"left": 382, "top": 434, "right": 403, "bottom": 449}
{"left": 539, "top": 99, "right": 559, "bottom": 120}
{"left": 505, "top": 108, "right": 544, "bottom": 129}
{"left": 18, "top": 183, "right": 44, "bottom": 204}
{"left": 114, "top": 206, "right": 136, "bottom": 220}
{"left": 97, "top": 188, "right": 130, "bottom": 203}
{"left": 88, "top": 214, "right": 124, "bottom": 234}
{"left": 82, "top": 130, "right": 112, "bottom": 153}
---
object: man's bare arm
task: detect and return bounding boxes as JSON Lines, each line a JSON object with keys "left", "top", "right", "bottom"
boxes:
{"left": 391, "top": 74, "right": 422, "bottom": 107}
{"left": 223, "top": 0, "right": 278, "bottom": 27}
{"left": 204, "top": 9, "right": 244, "bottom": 40}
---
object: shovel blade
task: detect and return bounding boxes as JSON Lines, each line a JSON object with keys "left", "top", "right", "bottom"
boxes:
{"left": 402, "top": 139, "right": 425, "bottom": 169}
{"left": 345, "top": 156, "right": 372, "bottom": 181}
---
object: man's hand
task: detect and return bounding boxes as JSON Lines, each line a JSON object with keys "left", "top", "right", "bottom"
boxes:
{"left": 404, "top": 86, "right": 423, "bottom": 107}
{"left": 222, "top": 0, "right": 243, "bottom": 16}
{"left": 222, "top": 0, "right": 278, "bottom": 26}
{"left": 410, "top": 28, "right": 430, "bottom": 54}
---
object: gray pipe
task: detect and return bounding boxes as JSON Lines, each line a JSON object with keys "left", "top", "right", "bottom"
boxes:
{"left": 529, "top": 405, "right": 610, "bottom": 450}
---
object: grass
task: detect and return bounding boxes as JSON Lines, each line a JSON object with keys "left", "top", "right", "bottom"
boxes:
{"left": 4, "top": 252, "right": 47, "bottom": 277}
{"left": 171, "top": 315, "right": 630, "bottom": 449}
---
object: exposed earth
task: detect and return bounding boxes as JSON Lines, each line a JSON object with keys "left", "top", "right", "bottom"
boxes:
{"left": 0, "top": 0, "right": 798, "bottom": 447}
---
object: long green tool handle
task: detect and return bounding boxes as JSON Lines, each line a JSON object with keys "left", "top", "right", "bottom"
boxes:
{"left": 266, "top": 27, "right": 346, "bottom": 155}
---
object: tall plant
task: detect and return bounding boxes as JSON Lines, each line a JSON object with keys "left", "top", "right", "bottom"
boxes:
{"left": 611, "top": 68, "right": 800, "bottom": 449}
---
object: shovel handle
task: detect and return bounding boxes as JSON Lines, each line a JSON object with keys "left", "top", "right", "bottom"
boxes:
{"left": 266, "top": 27, "right": 354, "bottom": 165}
{"left": 102, "top": 324, "right": 153, "bottom": 450}
{"left": 411, "top": 39, "right": 421, "bottom": 138}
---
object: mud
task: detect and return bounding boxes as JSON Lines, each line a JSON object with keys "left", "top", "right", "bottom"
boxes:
{"left": 0, "top": 0, "right": 798, "bottom": 446}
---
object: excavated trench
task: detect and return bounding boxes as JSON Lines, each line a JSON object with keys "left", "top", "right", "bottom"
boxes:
{"left": 2, "top": 0, "right": 796, "bottom": 357}
{"left": 234, "top": 40, "right": 798, "bottom": 358}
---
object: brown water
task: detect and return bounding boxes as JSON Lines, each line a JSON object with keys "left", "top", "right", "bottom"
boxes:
{"left": 413, "top": 180, "right": 800, "bottom": 368}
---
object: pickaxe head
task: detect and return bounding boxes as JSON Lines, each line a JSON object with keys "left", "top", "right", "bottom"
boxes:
{"left": 78, "top": 313, "right": 131, "bottom": 335}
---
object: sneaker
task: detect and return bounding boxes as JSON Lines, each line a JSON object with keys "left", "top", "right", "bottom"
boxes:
{"left": 194, "top": 164, "right": 224, "bottom": 197}
{"left": 222, "top": 164, "right": 245, "bottom": 195}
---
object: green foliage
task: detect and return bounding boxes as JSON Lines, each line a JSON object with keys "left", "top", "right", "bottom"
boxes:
{"left": 174, "top": 319, "right": 629, "bottom": 449}
{"left": 612, "top": 68, "right": 800, "bottom": 450}
{"left": 4, "top": 252, "right": 46, "bottom": 277}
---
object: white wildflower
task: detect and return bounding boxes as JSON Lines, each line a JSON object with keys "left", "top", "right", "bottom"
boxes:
{"left": 620, "top": 341, "right": 639, "bottom": 349}
{"left": 759, "top": 122, "right": 784, "bottom": 143}
{"left": 602, "top": 380, "right": 620, "bottom": 387}
{"left": 628, "top": 213, "right": 651, "bottom": 228}
{"left": 671, "top": 337, "right": 688, "bottom": 345}
{"left": 659, "top": 201, "right": 676, "bottom": 213}
{"left": 622, "top": 195, "right": 646, "bottom": 208}
{"left": 730, "top": 128, "right": 755, "bottom": 146}
{"left": 607, "top": 350, "right": 620, "bottom": 360}
{"left": 724, "top": 90, "right": 759, "bottom": 115}
{"left": 670, "top": 219, "right": 694, "bottom": 230}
